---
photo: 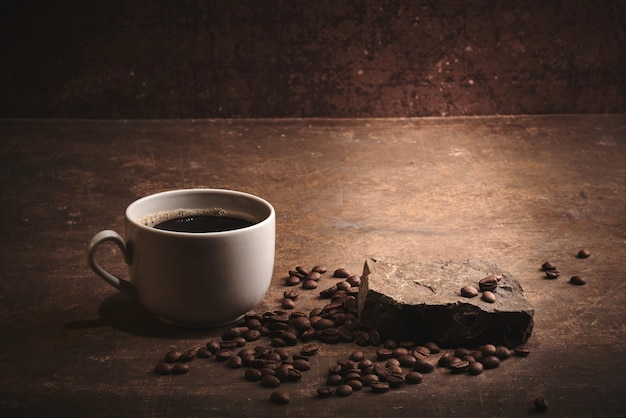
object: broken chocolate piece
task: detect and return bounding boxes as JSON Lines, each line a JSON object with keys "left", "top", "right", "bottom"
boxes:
{"left": 357, "top": 257, "right": 534, "bottom": 348}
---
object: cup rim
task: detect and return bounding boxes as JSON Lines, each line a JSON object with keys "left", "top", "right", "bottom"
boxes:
{"left": 125, "top": 188, "right": 275, "bottom": 236}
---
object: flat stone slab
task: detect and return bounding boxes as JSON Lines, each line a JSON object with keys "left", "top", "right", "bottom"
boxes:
{"left": 357, "top": 257, "right": 534, "bottom": 348}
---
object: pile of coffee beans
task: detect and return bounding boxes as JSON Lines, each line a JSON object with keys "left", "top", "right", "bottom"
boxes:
{"left": 152, "top": 263, "right": 533, "bottom": 407}
{"left": 314, "top": 340, "right": 531, "bottom": 398}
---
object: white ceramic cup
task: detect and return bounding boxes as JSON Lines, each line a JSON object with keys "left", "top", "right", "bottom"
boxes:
{"left": 86, "top": 188, "right": 275, "bottom": 327}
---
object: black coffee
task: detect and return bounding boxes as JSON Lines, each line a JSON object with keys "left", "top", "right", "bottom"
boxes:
{"left": 153, "top": 214, "right": 255, "bottom": 233}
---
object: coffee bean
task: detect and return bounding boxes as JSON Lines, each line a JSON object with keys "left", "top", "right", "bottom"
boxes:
{"left": 244, "top": 368, "right": 263, "bottom": 382}
{"left": 312, "top": 265, "right": 328, "bottom": 274}
{"left": 541, "top": 261, "right": 557, "bottom": 271}
{"left": 481, "top": 355, "right": 500, "bottom": 369}
{"left": 306, "top": 271, "right": 322, "bottom": 281}
{"left": 172, "top": 363, "right": 190, "bottom": 375}
{"left": 437, "top": 352, "right": 457, "bottom": 367}
{"left": 302, "top": 279, "right": 318, "bottom": 289}
{"left": 317, "top": 387, "right": 335, "bottom": 398}
{"left": 405, "top": 371, "right": 423, "bottom": 384}
{"left": 460, "top": 285, "right": 479, "bottom": 298}
{"left": 368, "top": 329, "right": 382, "bottom": 346}
{"left": 346, "top": 275, "right": 361, "bottom": 287}
{"left": 467, "top": 361, "right": 484, "bottom": 375}
{"left": 424, "top": 341, "right": 440, "bottom": 354}
{"left": 319, "top": 286, "right": 337, "bottom": 299}
{"left": 346, "top": 379, "right": 363, "bottom": 391}
{"left": 205, "top": 340, "right": 221, "bottom": 353}
{"left": 479, "top": 275, "right": 499, "bottom": 291}
{"left": 228, "top": 355, "right": 243, "bottom": 369}
{"left": 220, "top": 340, "right": 238, "bottom": 349}
{"left": 285, "top": 275, "right": 301, "bottom": 286}
{"left": 283, "top": 289, "right": 299, "bottom": 300}
{"left": 479, "top": 344, "right": 497, "bottom": 356}
{"left": 454, "top": 348, "right": 471, "bottom": 358}
{"left": 336, "top": 280, "right": 352, "bottom": 291}
{"left": 370, "top": 381, "right": 390, "bottom": 393}
{"left": 164, "top": 350, "right": 182, "bottom": 363}
{"left": 413, "top": 358, "right": 435, "bottom": 373}
{"left": 495, "top": 346, "right": 511, "bottom": 359}
{"left": 449, "top": 360, "right": 470, "bottom": 374}
{"left": 295, "top": 266, "right": 309, "bottom": 277}
{"left": 333, "top": 268, "right": 351, "bottom": 278}
{"left": 243, "top": 329, "right": 262, "bottom": 342}
{"left": 349, "top": 350, "right": 365, "bottom": 362}
{"left": 154, "top": 362, "right": 173, "bottom": 375}
{"left": 576, "top": 249, "right": 591, "bottom": 259}
{"left": 270, "top": 390, "right": 290, "bottom": 405}
{"left": 514, "top": 345, "right": 531, "bottom": 357}
{"left": 215, "top": 349, "right": 233, "bottom": 361}
{"left": 196, "top": 347, "right": 212, "bottom": 358}
{"left": 534, "top": 397, "right": 549, "bottom": 412}
{"left": 261, "top": 374, "right": 281, "bottom": 388}
{"left": 300, "top": 343, "right": 319, "bottom": 356}
{"left": 376, "top": 348, "right": 394, "bottom": 361}
{"left": 570, "top": 275, "right": 586, "bottom": 285}
{"left": 398, "top": 354, "right": 417, "bottom": 368}
{"left": 545, "top": 270, "right": 560, "bottom": 279}
{"left": 482, "top": 290, "right": 496, "bottom": 303}
{"left": 412, "top": 345, "right": 431, "bottom": 360}
{"left": 292, "top": 359, "right": 311, "bottom": 371}
{"left": 383, "top": 338, "right": 398, "bottom": 349}
{"left": 362, "top": 373, "right": 379, "bottom": 386}
{"left": 327, "top": 374, "right": 343, "bottom": 386}
{"left": 335, "top": 384, "right": 353, "bottom": 397}
{"left": 386, "top": 374, "right": 405, "bottom": 388}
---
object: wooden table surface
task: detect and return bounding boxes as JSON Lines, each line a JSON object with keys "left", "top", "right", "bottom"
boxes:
{"left": 1, "top": 115, "right": 625, "bottom": 417}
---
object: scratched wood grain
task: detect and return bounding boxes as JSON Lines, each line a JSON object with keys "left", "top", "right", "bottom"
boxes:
{"left": 0, "top": 115, "right": 625, "bottom": 417}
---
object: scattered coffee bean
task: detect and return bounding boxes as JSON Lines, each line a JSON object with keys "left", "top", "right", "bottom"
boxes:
{"left": 541, "top": 261, "right": 557, "bottom": 271}
{"left": 370, "top": 381, "right": 390, "bottom": 393}
{"left": 482, "top": 290, "right": 496, "bottom": 303}
{"left": 261, "top": 374, "right": 281, "bottom": 388}
{"left": 270, "top": 390, "right": 290, "bottom": 405}
{"left": 424, "top": 341, "right": 440, "bottom": 354}
{"left": 154, "top": 362, "right": 173, "bottom": 375}
{"left": 295, "top": 266, "right": 309, "bottom": 277}
{"left": 514, "top": 345, "right": 531, "bottom": 357}
{"left": 413, "top": 358, "right": 436, "bottom": 373}
{"left": 244, "top": 368, "right": 263, "bottom": 382}
{"left": 306, "top": 271, "right": 322, "bottom": 281}
{"left": 346, "top": 275, "right": 361, "bottom": 287}
{"left": 467, "top": 361, "right": 484, "bottom": 375}
{"left": 405, "top": 371, "right": 423, "bottom": 384}
{"left": 479, "top": 344, "right": 497, "bottom": 356}
{"left": 376, "top": 348, "right": 394, "bottom": 361}
{"left": 576, "top": 249, "right": 591, "bottom": 259}
{"left": 164, "top": 350, "right": 182, "bottom": 363}
{"left": 336, "top": 384, "right": 354, "bottom": 397}
{"left": 215, "top": 349, "right": 233, "bottom": 361}
{"left": 449, "top": 360, "right": 470, "bottom": 374}
{"left": 302, "top": 279, "right": 318, "bottom": 289}
{"left": 205, "top": 340, "right": 221, "bottom": 353}
{"left": 346, "top": 379, "right": 363, "bottom": 391}
{"left": 545, "top": 270, "right": 560, "bottom": 279}
{"left": 333, "top": 268, "right": 351, "bottom": 278}
{"left": 172, "top": 363, "right": 190, "bottom": 375}
{"left": 479, "top": 275, "right": 499, "bottom": 291}
{"left": 570, "top": 275, "right": 586, "bottom": 285}
{"left": 285, "top": 275, "right": 301, "bottom": 286}
{"left": 495, "top": 346, "right": 511, "bottom": 359}
{"left": 300, "top": 343, "right": 319, "bottom": 356}
{"left": 481, "top": 355, "right": 500, "bottom": 369}
{"left": 317, "top": 387, "right": 335, "bottom": 398}
{"left": 460, "top": 285, "right": 479, "bottom": 298}
{"left": 196, "top": 347, "right": 212, "bottom": 358}
{"left": 283, "top": 289, "right": 299, "bottom": 300}
{"left": 534, "top": 397, "right": 549, "bottom": 412}
{"left": 362, "top": 373, "right": 379, "bottom": 386}
{"left": 349, "top": 350, "right": 365, "bottom": 362}
{"left": 228, "top": 355, "right": 243, "bottom": 369}
{"left": 281, "top": 298, "right": 296, "bottom": 309}
{"left": 327, "top": 374, "right": 343, "bottom": 386}
{"left": 312, "top": 265, "right": 328, "bottom": 274}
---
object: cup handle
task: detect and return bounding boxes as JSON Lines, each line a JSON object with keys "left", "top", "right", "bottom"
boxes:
{"left": 86, "top": 230, "right": 136, "bottom": 298}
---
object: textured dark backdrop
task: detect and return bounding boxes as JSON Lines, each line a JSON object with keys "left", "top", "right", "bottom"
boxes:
{"left": 2, "top": 0, "right": 625, "bottom": 118}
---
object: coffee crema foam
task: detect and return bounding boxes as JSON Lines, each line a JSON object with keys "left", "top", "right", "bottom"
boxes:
{"left": 137, "top": 208, "right": 257, "bottom": 228}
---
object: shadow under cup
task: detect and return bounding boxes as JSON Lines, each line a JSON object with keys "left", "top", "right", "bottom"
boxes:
{"left": 125, "top": 189, "right": 276, "bottom": 328}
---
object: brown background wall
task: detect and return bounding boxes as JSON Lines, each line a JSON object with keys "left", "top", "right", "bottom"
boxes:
{"left": 2, "top": 0, "right": 625, "bottom": 119}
